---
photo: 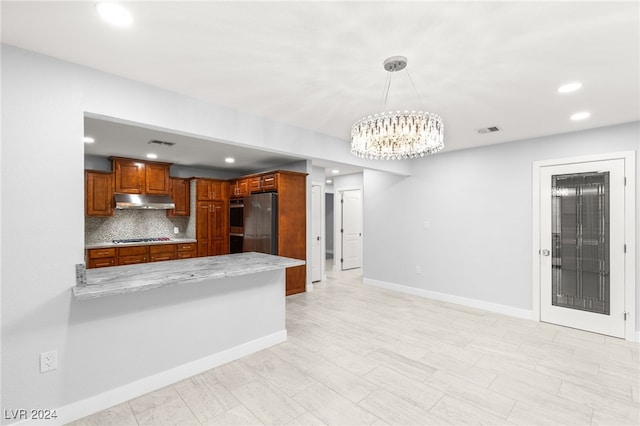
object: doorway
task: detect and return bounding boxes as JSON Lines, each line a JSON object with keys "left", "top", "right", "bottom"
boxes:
{"left": 533, "top": 152, "right": 636, "bottom": 339}
{"left": 341, "top": 189, "right": 363, "bottom": 271}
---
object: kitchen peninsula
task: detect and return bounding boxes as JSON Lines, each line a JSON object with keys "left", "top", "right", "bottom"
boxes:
{"left": 73, "top": 252, "right": 305, "bottom": 299}
{"left": 69, "top": 251, "right": 304, "bottom": 417}
{"left": 86, "top": 155, "right": 307, "bottom": 295}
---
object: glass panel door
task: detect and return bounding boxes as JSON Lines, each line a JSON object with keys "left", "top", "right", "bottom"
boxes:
{"left": 551, "top": 172, "right": 609, "bottom": 315}
{"left": 539, "top": 158, "right": 625, "bottom": 338}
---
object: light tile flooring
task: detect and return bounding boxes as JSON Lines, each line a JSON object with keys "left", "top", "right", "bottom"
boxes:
{"left": 70, "top": 266, "right": 639, "bottom": 425}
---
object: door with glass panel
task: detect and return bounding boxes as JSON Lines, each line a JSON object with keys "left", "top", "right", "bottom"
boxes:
{"left": 539, "top": 159, "right": 626, "bottom": 337}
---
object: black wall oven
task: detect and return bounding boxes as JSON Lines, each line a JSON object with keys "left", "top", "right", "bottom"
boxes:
{"left": 229, "top": 199, "right": 244, "bottom": 253}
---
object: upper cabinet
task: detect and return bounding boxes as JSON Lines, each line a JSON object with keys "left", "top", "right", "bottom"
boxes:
{"left": 196, "top": 178, "right": 228, "bottom": 201}
{"left": 230, "top": 178, "right": 249, "bottom": 198}
{"left": 248, "top": 173, "right": 279, "bottom": 193}
{"left": 167, "top": 177, "right": 191, "bottom": 217}
{"left": 111, "top": 157, "right": 171, "bottom": 195}
{"left": 85, "top": 170, "right": 114, "bottom": 217}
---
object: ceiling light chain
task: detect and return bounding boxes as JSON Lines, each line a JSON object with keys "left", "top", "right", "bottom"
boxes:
{"left": 351, "top": 56, "right": 444, "bottom": 160}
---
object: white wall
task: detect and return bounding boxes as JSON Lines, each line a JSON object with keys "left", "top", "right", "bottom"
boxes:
{"left": 363, "top": 122, "right": 639, "bottom": 330}
{"left": 0, "top": 45, "right": 406, "bottom": 421}
{"left": 2, "top": 43, "right": 638, "bottom": 419}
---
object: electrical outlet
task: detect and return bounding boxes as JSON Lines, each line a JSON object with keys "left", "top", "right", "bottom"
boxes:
{"left": 40, "top": 350, "right": 58, "bottom": 373}
{"left": 423, "top": 221, "right": 431, "bottom": 230}
{"left": 173, "top": 226, "right": 179, "bottom": 234}
{"left": 415, "top": 265, "right": 422, "bottom": 274}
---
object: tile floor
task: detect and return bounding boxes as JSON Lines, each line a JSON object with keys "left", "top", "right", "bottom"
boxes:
{"left": 69, "top": 266, "right": 640, "bottom": 425}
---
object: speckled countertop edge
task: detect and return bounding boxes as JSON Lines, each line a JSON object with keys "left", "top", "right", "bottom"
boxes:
{"left": 73, "top": 252, "right": 305, "bottom": 300}
{"left": 86, "top": 238, "right": 197, "bottom": 249}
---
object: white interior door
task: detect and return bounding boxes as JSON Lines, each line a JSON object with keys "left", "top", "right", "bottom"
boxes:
{"left": 539, "top": 159, "right": 626, "bottom": 337}
{"left": 311, "top": 185, "right": 322, "bottom": 282}
{"left": 341, "top": 189, "right": 362, "bottom": 270}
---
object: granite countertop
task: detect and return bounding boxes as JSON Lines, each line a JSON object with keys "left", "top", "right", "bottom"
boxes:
{"left": 86, "top": 238, "right": 197, "bottom": 249}
{"left": 73, "top": 252, "right": 305, "bottom": 300}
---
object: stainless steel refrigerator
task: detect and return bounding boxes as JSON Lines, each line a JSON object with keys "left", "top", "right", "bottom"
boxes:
{"left": 243, "top": 192, "right": 278, "bottom": 254}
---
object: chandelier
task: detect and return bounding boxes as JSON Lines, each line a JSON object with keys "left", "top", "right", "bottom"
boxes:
{"left": 351, "top": 56, "right": 444, "bottom": 160}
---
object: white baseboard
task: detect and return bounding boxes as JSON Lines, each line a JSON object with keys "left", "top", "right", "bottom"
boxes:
{"left": 34, "top": 330, "right": 287, "bottom": 426}
{"left": 363, "top": 278, "right": 533, "bottom": 320}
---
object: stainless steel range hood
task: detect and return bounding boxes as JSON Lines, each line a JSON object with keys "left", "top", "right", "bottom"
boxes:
{"left": 114, "top": 193, "right": 176, "bottom": 210}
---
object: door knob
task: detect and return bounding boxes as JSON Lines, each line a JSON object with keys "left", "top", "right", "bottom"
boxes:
{"left": 541, "top": 249, "right": 550, "bottom": 256}
{"left": 316, "top": 236, "right": 321, "bottom": 241}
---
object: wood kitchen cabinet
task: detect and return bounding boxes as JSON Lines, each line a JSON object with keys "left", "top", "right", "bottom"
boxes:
{"left": 87, "top": 247, "right": 116, "bottom": 268}
{"left": 117, "top": 245, "right": 149, "bottom": 265}
{"left": 196, "top": 178, "right": 228, "bottom": 201}
{"left": 176, "top": 242, "right": 197, "bottom": 259}
{"left": 195, "top": 178, "right": 229, "bottom": 257}
{"left": 249, "top": 173, "right": 278, "bottom": 193}
{"left": 196, "top": 201, "right": 228, "bottom": 256}
{"left": 87, "top": 242, "right": 197, "bottom": 268}
{"left": 85, "top": 170, "right": 114, "bottom": 216}
{"left": 275, "top": 171, "right": 306, "bottom": 295}
{"left": 149, "top": 244, "right": 176, "bottom": 262}
{"left": 230, "top": 178, "right": 249, "bottom": 198}
{"left": 167, "top": 177, "right": 190, "bottom": 216}
{"left": 111, "top": 157, "right": 171, "bottom": 195}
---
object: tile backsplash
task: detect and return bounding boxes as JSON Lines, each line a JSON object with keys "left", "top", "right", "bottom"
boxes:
{"left": 85, "top": 210, "right": 193, "bottom": 244}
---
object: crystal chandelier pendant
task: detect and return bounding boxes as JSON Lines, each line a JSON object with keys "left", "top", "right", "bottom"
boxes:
{"left": 350, "top": 57, "right": 444, "bottom": 160}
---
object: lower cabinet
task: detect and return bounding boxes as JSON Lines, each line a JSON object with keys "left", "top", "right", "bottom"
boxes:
{"left": 87, "top": 248, "right": 116, "bottom": 268}
{"left": 176, "top": 242, "right": 197, "bottom": 259}
{"left": 86, "top": 242, "right": 197, "bottom": 268}
{"left": 149, "top": 244, "right": 176, "bottom": 262}
{"left": 117, "top": 246, "right": 148, "bottom": 266}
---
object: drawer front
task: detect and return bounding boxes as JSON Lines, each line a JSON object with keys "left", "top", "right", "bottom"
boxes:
{"left": 176, "top": 243, "right": 196, "bottom": 252}
{"left": 117, "top": 246, "right": 148, "bottom": 257}
{"left": 149, "top": 244, "right": 176, "bottom": 255}
{"left": 177, "top": 251, "right": 196, "bottom": 259}
{"left": 88, "top": 258, "right": 115, "bottom": 268}
{"left": 150, "top": 253, "right": 176, "bottom": 262}
{"left": 118, "top": 254, "right": 147, "bottom": 265}
{"left": 88, "top": 248, "right": 116, "bottom": 259}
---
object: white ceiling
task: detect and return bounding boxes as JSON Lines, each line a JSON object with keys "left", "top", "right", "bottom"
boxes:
{"left": 2, "top": 1, "right": 638, "bottom": 175}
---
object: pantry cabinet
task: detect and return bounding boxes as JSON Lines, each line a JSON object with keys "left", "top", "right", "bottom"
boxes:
{"left": 196, "top": 201, "right": 227, "bottom": 256}
{"left": 195, "top": 179, "right": 229, "bottom": 256}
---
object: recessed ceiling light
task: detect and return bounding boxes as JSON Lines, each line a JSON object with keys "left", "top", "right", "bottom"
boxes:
{"left": 225, "top": 157, "right": 235, "bottom": 164}
{"left": 146, "top": 153, "right": 158, "bottom": 159}
{"left": 96, "top": 2, "right": 133, "bottom": 27}
{"left": 558, "top": 82, "right": 583, "bottom": 93}
{"left": 332, "top": 169, "right": 340, "bottom": 174}
{"left": 326, "top": 179, "right": 332, "bottom": 184}
{"left": 83, "top": 136, "right": 95, "bottom": 143}
{"left": 570, "top": 111, "right": 591, "bottom": 121}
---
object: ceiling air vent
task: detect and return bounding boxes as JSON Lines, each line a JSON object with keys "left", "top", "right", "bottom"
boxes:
{"left": 148, "top": 139, "right": 176, "bottom": 147}
{"left": 477, "top": 126, "right": 501, "bottom": 134}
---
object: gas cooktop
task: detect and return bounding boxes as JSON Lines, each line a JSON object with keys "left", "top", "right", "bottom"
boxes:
{"left": 111, "top": 237, "right": 171, "bottom": 244}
